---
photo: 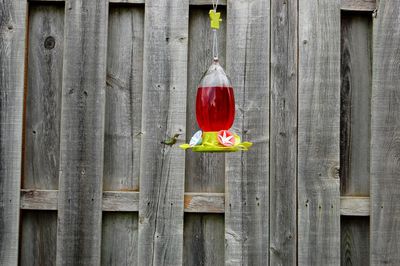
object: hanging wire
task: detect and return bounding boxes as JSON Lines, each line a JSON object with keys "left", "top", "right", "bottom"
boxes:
{"left": 212, "top": 0, "right": 219, "bottom": 60}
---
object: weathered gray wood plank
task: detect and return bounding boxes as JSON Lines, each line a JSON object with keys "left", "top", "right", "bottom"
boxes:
{"left": 341, "top": 0, "right": 376, "bottom": 11}
{"left": 102, "top": 6, "right": 143, "bottom": 265}
{"left": 225, "top": 0, "right": 270, "bottom": 264}
{"left": 20, "top": 211, "right": 57, "bottom": 266}
{"left": 184, "top": 214, "right": 225, "bottom": 266}
{"left": 102, "top": 213, "right": 139, "bottom": 266}
{"left": 371, "top": 1, "right": 400, "bottom": 264}
{"left": 183, "top": 6, "right": 226, "bottom": 266}
{"left": 56, "top": 0, "right": 108, "bottom": 264}
{"left": 23, "top": 0, "right": 64, "bottom": 191}
{"left": 104, "top": 5, "right": 143, "bottom": 193}
{"left": 341, "top": 216, "right": 370, "bottom": 266}
{"left": 184, "top": 193, "right": 224, "bottom": 213}
{"left": 21, "top": 5, "right": 64, "bottom": 264}
{"left": 138, "top": 0, "right": 188, "bottom": 265}
{"left": 189, "top": 0, "right": 226, "bottom": 5}
{"left": 340, "top": 12, "right": 372, "bottom": 196}
{"left": 298, "top": 0, "right": 341, "bottom": 264}
{"left": 0, "top": 0, "right": 27, "bottom": 264}
{"left": 340, "top": 196, "right": 370, "bottom": 216}
{"left": 270, "top": 0, "right": 297, "bottom": 264}
{"left": 21, "top": 189, "right": 59, "bottom": 210}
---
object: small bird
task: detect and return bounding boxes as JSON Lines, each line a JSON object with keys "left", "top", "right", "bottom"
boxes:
{"left": 161, "top": 133, "right": 181, "bottom": 146}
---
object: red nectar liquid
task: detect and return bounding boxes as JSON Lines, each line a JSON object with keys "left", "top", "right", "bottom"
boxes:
{"left": 196, "top": 86, "right": 235, "bottom": 131}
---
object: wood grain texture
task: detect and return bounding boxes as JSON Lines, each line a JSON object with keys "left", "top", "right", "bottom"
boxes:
{"left": 104, "top": 5, "right": 143, "bottom": 193}
{"left": 138, "top": 0, "right": 188, "bottom": 265}
{"left": 340, "top": 196, "right": 370, "bottom": 216}
{"left": 189, "top": 0, "right": 226, "bottom": 5}
{"left": 102, "top": 6, "right": 143, "bottom": 265}
{"left": 102, "top": 191, "right": 139, "bottom": 211}
{"left": 225, "top": 0, "right": 270, "bottom": 264}
{"left": 101, "top": 213, "right": 138, "bottom": 266}
{"left": 184, "top": 214, "right": 224, "bottom": 266}
{"left": 371, "top": 1, "right": 400, "bottom": 264}
{"left": 23, "top": 3, "right": 64, "bottom": 190}
{"left": 56, "top": 0, "right": 108, "bottom": 264}
{"left": 21, "top": 6, "right": 64, "bottom": 264}
{"left": 184, "top": 193, "right": 224, "bottom": 213}
{"left": 341, "top": 216, "right": 370, "bottom": 266}
{"left": 298, "top": 0, "right": 341, "bottom": 264}
{"left": 21, "top": 189, "right": 58, "bottom": 210}
{"left": 341, "top": 0, "right": 376, "bottom": 11}
{"left": 0, "top": 0, "right": 27, "bottom": 264}
{"left": 184, "top": 6, "right": 226, "bottom": 266}
{"left": 340, "top": 12, "right": 372, "bottom": 196}
{"left": 270, "top": 0, "right": 297, "bottom": 264}
{"left": 20, "top": 211, "right": 57, "bottom": 266}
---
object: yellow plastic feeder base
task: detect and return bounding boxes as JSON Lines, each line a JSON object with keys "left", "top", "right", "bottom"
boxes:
{"left": 180, "top": 131, "right": 252, "bottom": 153}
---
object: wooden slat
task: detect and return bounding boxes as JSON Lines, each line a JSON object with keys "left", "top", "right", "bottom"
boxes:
{"left": 101, "top": 6, "right": 144, "bottom": 266}
{"left": 184, "top": 193, "right": 224, "bottom": 213}
{"left": 340, "top": 12, "right": 372, "bottom": 196}
{"left": 298, "top": 0, "right": 341, "bottom": 264}
{"left": 183, "top": 6, "right": 226, "bottom": 266}
{"left": 371, "top": 1, "right": 400, "bottom": 264}
{"left": 225, "top": 0, "right": 270, "bottom": 264}
{"left": 109, "top": 0, "right": 145, "bottom": 3}
{"left": 0, "top": 0, "right": 27, "bottom": 264}
{"left": 20, "top": 5, "right": 64, "bottom": 264}
{"left": 21, "top": 190, "right": 371, "bottom": 216}
{"left": 270, "top": 0, "right": 297, "bottom": 264}
{"left": 28, "top": 0, "right": 229, "bottom": 4}
{"left": 189, "top": 0, "right": 226, "bottom": 5}
{"left": 341, "top": 216, "right": 370, "bottom": 266}
{"left": 56, "top": 0, "right": 108, "bottom": 264}
{"left": 340, "top": 197, "right": 370, "bottom": 216}
{"left": 103, "top": 191, "right": 139, "bottom": 212}
{"left": 101, "top": 213, "right": 138, "bottom": 266}
{"left": 21, "top": 190, "right": 58, "bottom": 210}
{"left": 20, "top": 211, "right": 57, "bottom": 266}
{"left": 341, "top": 0, "right": 376, "bottom": 11}
{"left": 137, "top": 0, "right": 188, "bottom": 264}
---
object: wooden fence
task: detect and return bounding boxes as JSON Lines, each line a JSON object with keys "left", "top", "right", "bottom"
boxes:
{"left": 0, "top": 0, "right": 399, "bottom": 265}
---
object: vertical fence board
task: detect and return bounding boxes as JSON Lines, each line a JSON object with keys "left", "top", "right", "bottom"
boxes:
{"left": 56, "top": 0, "right": 108, "bottom": 264}
{"left": 371, "top": 1, "right": 400, "bottom": 264}
{"left": 137, "top": 0, "right": 188, "bottom": 265}
{"left": 183, "top": 6, "right": 226, "bottom": 266}
{"left": 101, "top": 5, "right": 144, "bottom": 265}
{"left": 298, "top": 0, "right": 340, "bottom": 265}
{"left": 20, "top": 211, "right": 57, "bottom": 266}
{"left": 340, "top": 12, "right": 372, "bottom": 196}
{"left": 23, "top": 3, "right": 64, "bottom": 190}
{"left": 341, "top": 216, "right": 369, "bottom": 266}
{"left": 0, "top": 0, "right": 27, "bottom": 264}
{"left": 270, "top": 0, "right": 297, "bottom": 264}
{"left": 20, "top": 4, "right": 64, "bottom": 265}
{"left": 102, "top": 213, "right": 139, "bottom": 266}
{"left": 225, "top": 0, "right": 270, "bottom": 264}
{"left": 340, "top": 12, "right": 372, "bottom": 266}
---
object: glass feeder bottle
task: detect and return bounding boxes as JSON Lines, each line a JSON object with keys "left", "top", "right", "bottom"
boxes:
{"left": 196, "top": 59, "right": 235, "bottom": 132}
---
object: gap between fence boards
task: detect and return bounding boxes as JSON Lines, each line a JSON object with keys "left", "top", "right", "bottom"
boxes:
{"left": 20, "top": 189, "right": 369, "bottom": 216}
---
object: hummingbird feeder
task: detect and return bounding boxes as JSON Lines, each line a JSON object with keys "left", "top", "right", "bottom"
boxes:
{"left": 180, "top": 1, "right": 252, "bottom": 152}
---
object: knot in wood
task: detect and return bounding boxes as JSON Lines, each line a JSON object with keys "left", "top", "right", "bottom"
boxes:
{"left": 44, "top": 36, "right": 55, "bottom": 50}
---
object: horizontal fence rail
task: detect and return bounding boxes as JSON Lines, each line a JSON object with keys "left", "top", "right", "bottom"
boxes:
{"left": 20, "top": 189, "right": 370, "bottom": 216}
